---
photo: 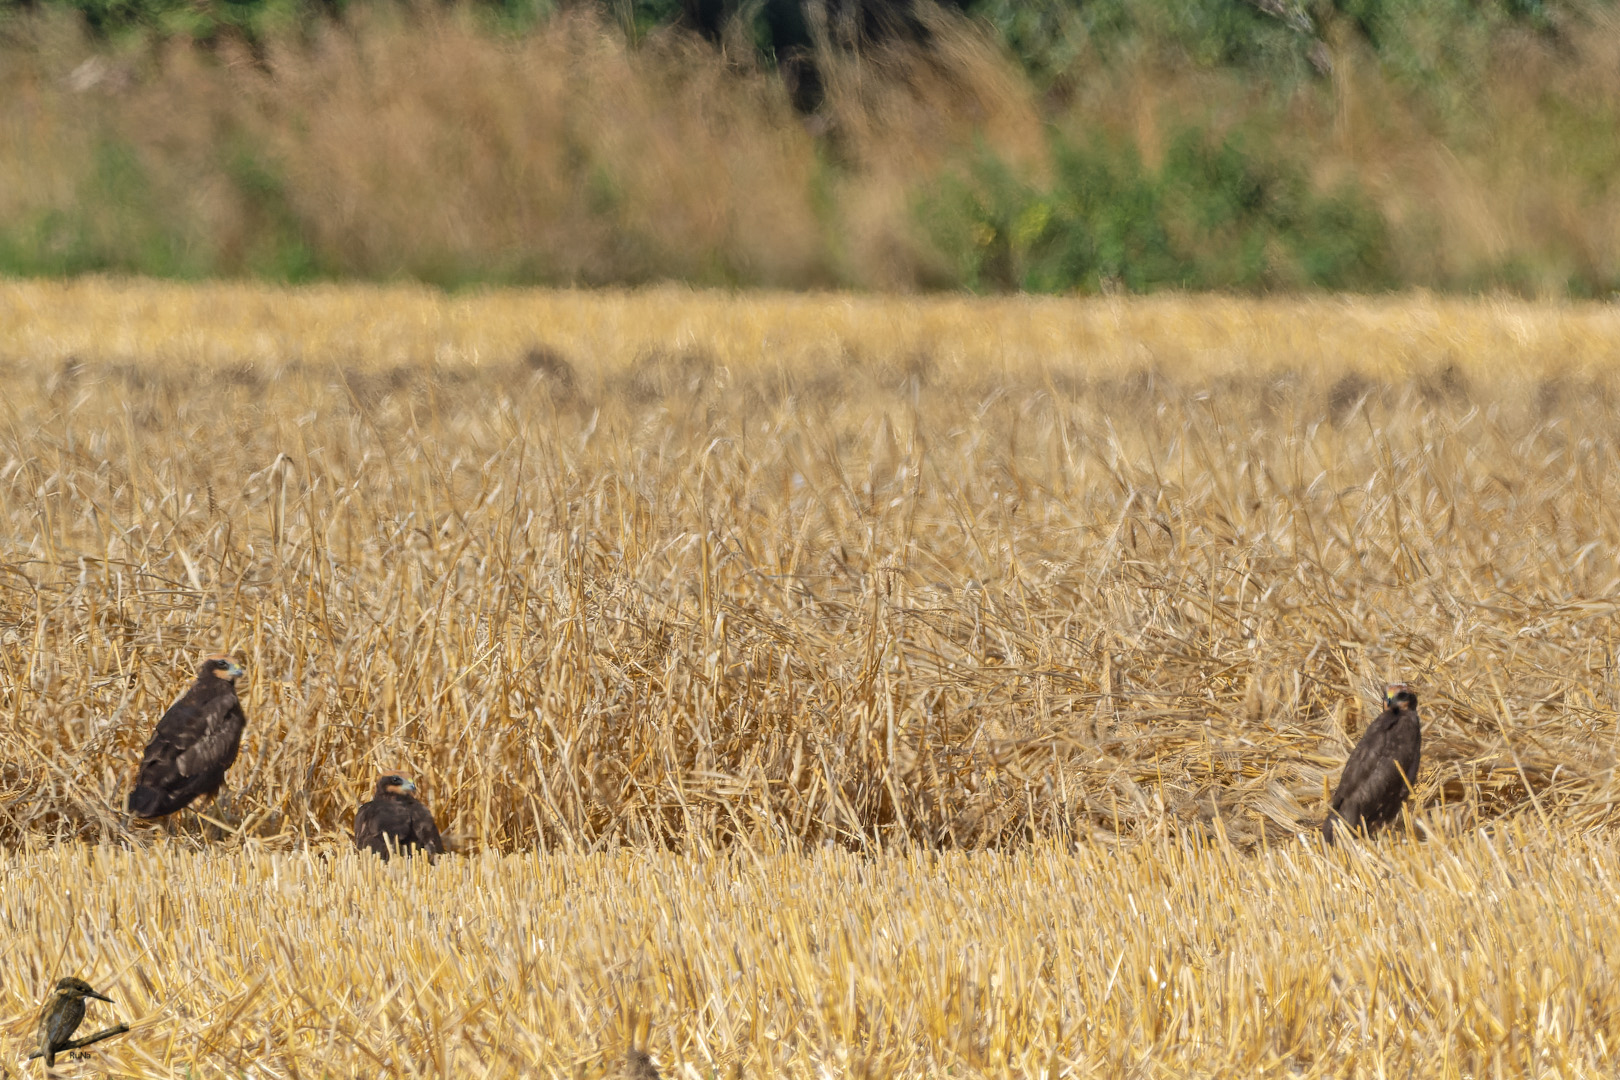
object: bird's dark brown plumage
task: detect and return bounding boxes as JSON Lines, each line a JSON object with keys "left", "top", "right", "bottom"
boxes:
{"left": 127, "top": 656, "right": 248, "bottom": 819}
{"left": 354, "top": 774, "right": 445, "bottom": 860}
{"left": 35, "top": 977, "right": 113, "bottom": 1067}
{"left": 1324, "top": 684, "right": 1422, "bottom": 843}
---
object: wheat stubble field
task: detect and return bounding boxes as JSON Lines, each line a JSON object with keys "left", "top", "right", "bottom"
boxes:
{"left": 3, "top": 280, "right": 1620, "bottom": 1076}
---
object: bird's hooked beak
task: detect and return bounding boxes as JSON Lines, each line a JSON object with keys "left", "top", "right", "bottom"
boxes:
{"left": 216, "top": 660, "right": 246, "bottom": 681}
{"left": 1385, "top": 682, "right": 1411, "bottom": 708}
{"left": 390, "top": 778, "right": 418, "bottom": 795}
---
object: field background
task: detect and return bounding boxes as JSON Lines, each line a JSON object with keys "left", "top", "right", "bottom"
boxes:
{"left": 1, "top": 281, "right": 1619, "bottom": 1074}
{"left": 4, "top": 0, "right": 1620, "bottom": 295}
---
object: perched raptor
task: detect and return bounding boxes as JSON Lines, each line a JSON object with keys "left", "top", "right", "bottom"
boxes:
{"left": 35, "top": 977, "right": 114, "bottom": 1067}
{"left": 354, "top": 774, "right": 445, "bottom": 860}
{"left": 1324, "top": 683, "right": 1422, "bottom": 844}
{"left": 127, "top": 655, "right": 248, "bottom": 819}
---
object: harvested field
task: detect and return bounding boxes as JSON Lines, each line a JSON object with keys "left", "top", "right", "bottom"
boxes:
{"left": 1, "top": 280, "right": 1619, "bottom": 1075}
{"left": 5, "top": 830, "right": 1619, "bottom": 1077}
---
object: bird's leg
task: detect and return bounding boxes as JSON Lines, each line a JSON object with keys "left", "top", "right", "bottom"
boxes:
{"left": 211, "top": 784, "right": 239, "bottom": 830}
{"left": 194, "top": 789, "right": 243, "bottom": 840}
{"left": 189, "top": 800, "right": 223, "bottom": 843}
{"left": 175, "top": 805, "right": 207, "bottom": 845}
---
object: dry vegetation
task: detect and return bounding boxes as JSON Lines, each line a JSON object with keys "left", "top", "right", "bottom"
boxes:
{"left": 0, "top": 7, "right": 1036, "bottom": 287}
{"left": 3, "top": 280, "right": 1620, "bottom": 1074}
{"left": 4, "top": 4, "right": 1620, "bottom": 291}
{"left": 6, "top": 830, "right": 1620, "bottom": 1077}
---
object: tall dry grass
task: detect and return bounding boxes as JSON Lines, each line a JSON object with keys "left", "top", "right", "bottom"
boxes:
{"left": 1313, "top": 7, "right": 1620, "bottom": 293}
{"left": 4, "top": 281, "right": 1620, "bottom": 1075}
{"left": 0, "top": 8, "right": 840, "bottom": 285}
{"left": 0, "top": 5, "right": 1052, "bottom": 288}
{"left": 4, "top": 5, "right": 1620, "bottom": 290}
{"left": 3, "top": 279, "right": 1620, "bottom": 857}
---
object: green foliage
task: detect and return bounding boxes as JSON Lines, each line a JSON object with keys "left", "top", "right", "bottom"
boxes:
{"left": 0, "top": 135, "right": 327, "bottom": 281}
{"left": 220, "top": 140, "right": 323, "bottom": 282}
{"left": 921, "top": 129, "right": 1390, "bottom": 293}
{"left": 965, "top": 0, "right": 1323, "bottom": 87}
{"left": 964, "top": 0, "right": 1580, "bottom": 95}
{"left": 0, "top": 139, "right": 197, "bottom": 276}
{"left": 0, "top": 0, "right": 1591, "bottom": 67}
{"left": 1, "top": 0, "right": 317, "bottom": 43}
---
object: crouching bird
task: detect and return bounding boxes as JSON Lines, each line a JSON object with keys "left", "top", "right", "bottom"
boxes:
{"left": 34, "top": 978, "right": 116, "bottom": 1067}
{"left": 354, "top": 774, "right": 445, "bottom": 860}
{"left": 127, "top": 655, "right": 248, "bottom": 821}
{"left": 1324, "top": 683, "right": 1422, "bottom": 844}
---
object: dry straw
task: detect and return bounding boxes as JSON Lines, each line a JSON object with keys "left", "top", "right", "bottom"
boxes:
{"left": 1, "top": 281, "right": 1619, "bottom": 1073}
{"left": 3, "top": 831, "right": 1619, "bottom": 1075}
{"left": 3, "top": 280, "right": 1618, "bottom": 852}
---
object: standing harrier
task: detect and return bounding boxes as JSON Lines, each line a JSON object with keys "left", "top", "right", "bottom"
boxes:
{"left": 1324, "top": 683, "right": 1422, "bottom": 843}
{"left": 127, "top": 655, "right": 248, "bottom": 820}
{"left": 354, "top": 774, "right": 445, "bottom": 860}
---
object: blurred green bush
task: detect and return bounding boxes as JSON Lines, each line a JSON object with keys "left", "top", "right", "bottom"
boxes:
{"left": 921, "top": 130, "right": 1390, "bottom": 293}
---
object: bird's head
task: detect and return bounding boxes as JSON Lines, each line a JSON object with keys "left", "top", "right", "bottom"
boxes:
{"left": 54, "top": 977, "right": 112, "bottom": 1002}
{"left": 200, "top": 654, "right": 246, "bottom": 682}
{"left": 1385, "top": 683, "right": 1417, "bottom": 711}
{"left": 377, "top": 774, "right": 418, "bottom": 797}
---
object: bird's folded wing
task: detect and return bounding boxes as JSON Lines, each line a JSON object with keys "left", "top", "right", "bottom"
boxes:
{"left": 175, "top": 697, "right": 242, "bottom": 777}
{"left": 415, "top": 805, "right": 446, "bottom": 852}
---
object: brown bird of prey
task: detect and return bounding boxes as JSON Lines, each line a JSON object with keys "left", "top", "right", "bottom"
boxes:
{"left": 1324, "top": 683, "right": 1422, "bottom": 844}
{"left": 35, "top": 978, "right": 114, "bottom": 1067}
{"left": 127, "top": 655, "right": 248, "bottom": 819}
{"left": 354, "top": 774, "right": 445, "bottom": 860}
